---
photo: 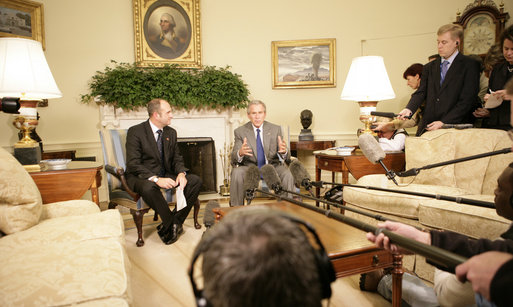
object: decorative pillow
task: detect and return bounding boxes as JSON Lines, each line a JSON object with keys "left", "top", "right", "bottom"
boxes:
{"left": 0, "top": 147, "right": 42, "bottom": 234}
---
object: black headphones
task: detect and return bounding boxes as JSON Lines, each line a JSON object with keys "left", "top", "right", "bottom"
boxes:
{"left": 188, "top": 213, "right": 337, "bottom": 307}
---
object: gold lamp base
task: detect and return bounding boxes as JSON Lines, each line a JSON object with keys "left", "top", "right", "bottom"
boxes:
{"left": 12, "top": 100, "right": 41, "bottom": 169}
{"left": 358, "top": 101, "right": 378, "bottom": 136}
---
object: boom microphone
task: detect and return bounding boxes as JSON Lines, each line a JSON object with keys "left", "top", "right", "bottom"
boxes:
{"left": 260, "top": 164, "right": 284, "bottom": 195}
{"left": 243, "top": 165, "right": 260, "bottom": 205}
{"left": 203, "top": 200, "right": 220, "bottom": 228}
{"left": 370, "top": 111, "right": 412, "bottom": 119}
{"left": 289, "top": 159, "right": 311, "bottom": 189}
{"left": 358, "top": 134, "right": 398, "bottom": 185}
{"left": 396, "top": 147, "right": 512, "bottom": 177}
{"left": 254, "top": 188, "right": 467, "bottom": 269}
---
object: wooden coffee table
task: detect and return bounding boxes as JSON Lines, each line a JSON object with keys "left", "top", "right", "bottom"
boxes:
{"left": 214, "top": 201, "right": 403, "bottom": 307}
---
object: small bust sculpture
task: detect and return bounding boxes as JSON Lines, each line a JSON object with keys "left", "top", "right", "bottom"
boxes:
{"left": 300, "top": 109, "right": 313, "bottom": 129}
{"left": 299, "top": 109, "right": 314, "bottom": 141}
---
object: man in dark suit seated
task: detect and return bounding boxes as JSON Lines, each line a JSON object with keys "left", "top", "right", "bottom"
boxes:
{"left": 229, "top": 100, "right": 295, "bottom": 206}
{"left": 125, "top": 98, "right": 202, "bottom": 245}
{"left": 398, "top": 24, "right": 481, "bottom": 136}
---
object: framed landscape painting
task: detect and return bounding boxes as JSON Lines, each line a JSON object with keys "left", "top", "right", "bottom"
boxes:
{"left": 272, "top": 38, "right": 336, "bottom": 89}
{"left": 0, "top": 0, "right": 44, "bottom": 49}
{"left": 133, "top": 0, "right": 201, "bottom": 68}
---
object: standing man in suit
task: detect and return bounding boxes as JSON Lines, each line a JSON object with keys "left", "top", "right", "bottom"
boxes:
{"left": 230, "top": 100, "right": 295, "bottom": 206}
{"left": 125, "top": 98, "right": 202, "bottom": 245}
{"left": 398, "top": 24, "right": 481, "bottom": 135}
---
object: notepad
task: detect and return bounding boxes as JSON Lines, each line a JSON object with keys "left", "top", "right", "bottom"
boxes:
{"left": 485, "top": 92, "right": 503, "bottom": 109}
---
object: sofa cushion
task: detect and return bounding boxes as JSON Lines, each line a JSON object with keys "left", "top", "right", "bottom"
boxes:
{"left": 419, "top": 195, "right": 511, "bottom": 240}
{"left": 405, "top": 129, "right": 513, "bottom": 194}
{"left": 41, "top": 200, "right": 100, "bottom": 220}
{"left": 344, "top": 174, "right": 469, "bottom": 219}
{"left": 0, "top": 147, "right": 42, "bottom": 234}
{"left": 0, "top": 238, "right": 131, "bottom": 306}
{"left": 403, "top": 129, "right": 457, "bottom": 188}
{"left": 0, "top": 209, "right": 124, "bottom": 249}
{"left": 480, "top": 130, "right": 513, "bottom": 195}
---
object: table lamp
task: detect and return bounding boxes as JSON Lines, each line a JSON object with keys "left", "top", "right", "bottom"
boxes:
{"left": 340, "top": 56, "right": 395, "bottom": 135}
{"left": 0, "top": 37, "right": 62, "bottom": 170}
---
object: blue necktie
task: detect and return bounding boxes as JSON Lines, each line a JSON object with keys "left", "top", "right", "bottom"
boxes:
{"left": 256, "top": 128, "right": 266, "bottom": 168}
{"left": 440, "top": 60, "right": 449, "bottom": 86}
{"left": 156, "top": 129, "right": 165, "bottom": 176}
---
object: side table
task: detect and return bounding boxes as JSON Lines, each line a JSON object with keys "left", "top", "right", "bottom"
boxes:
{"left": 41, "top": 150, "right": 76, "bottom": 160}
{"left": 29, "top": 161, "right": 103, "bottom": 206}
{"left": 315, "top": 150, "right": 405, "bottom": 204}
{"left": 290, "top": 140, "right": 335, "bottom": 157}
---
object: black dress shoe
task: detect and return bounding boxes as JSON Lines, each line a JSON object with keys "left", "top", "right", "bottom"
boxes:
{"left": 162, "top": 224, "right": 184, "bottom": 245}
{"left": 157, "top": 224, "right": 173, "bottom": 244}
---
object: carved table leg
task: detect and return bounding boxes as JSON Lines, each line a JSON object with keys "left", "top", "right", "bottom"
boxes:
{"left": 391, "top": 253, "right": 404, "bottom": 307}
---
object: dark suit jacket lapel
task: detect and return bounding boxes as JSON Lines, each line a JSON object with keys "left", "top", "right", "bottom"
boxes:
{"left": 244, "top": 122, "right": 257, "bottom": 158}
{"left": 143, "top": 120, "right": 162, "bottom": 162}
{"left": 162, "top": 128, "right": 172, "bottom": 165}
{"left": 262, "top": 121, "right": 272, "bottom": 154}
{"left": 433, "top": 58, "right": 442, "bottom": 94}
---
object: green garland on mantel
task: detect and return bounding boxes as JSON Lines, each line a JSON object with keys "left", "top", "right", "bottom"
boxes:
{"left": 81, "top": 61, "right": 250, "bottom": 111}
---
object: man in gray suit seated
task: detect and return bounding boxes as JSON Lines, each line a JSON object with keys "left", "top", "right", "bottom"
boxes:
{"left": 230, "top": 100, "right": 295, "bottom": 206}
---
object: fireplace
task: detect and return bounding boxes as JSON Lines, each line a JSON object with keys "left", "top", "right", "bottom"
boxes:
{"left": 178, "top": 137, "right": 216, "bottom": 194}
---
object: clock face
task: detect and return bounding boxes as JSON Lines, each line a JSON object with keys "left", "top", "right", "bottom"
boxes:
{"left": 463, "top": 14, "right": 496, "bottom": 55}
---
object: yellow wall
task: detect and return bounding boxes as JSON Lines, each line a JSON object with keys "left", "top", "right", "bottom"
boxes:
{"left": 1, "top": 0, "right": 511, "bottom": 199}
{"left": 1, "top": 0, "right": 512, "bottom": 149}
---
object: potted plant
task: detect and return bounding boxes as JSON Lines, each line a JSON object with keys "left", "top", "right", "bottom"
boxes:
{"left": 81, "top": 61, "right": 250, "bottom": 111}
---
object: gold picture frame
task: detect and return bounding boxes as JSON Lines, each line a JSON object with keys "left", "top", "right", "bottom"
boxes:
{"left": 133, "top": 0, "right": 201, "bottom": 68}
{"left": 0, "top": 0, "right": 45, "bottom": 49}
{"left": 271, "top": 38, "right": 336, "bottom": 89}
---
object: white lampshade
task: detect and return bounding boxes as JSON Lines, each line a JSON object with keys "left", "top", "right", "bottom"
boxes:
{"left": 0, "top": 37, "right": 62, "bottom": 100}
{"left": 340, "top": 56, "right": 395, "bottom": 101}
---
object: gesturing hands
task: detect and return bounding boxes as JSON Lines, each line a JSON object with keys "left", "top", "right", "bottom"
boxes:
{"left": 238, "top": 137, "right": 253, "bottom": 157}
{"left": 155, "top": 172, "right": 187, "bottom": 189}
{"left": 278, "top": 135, "right": 287, "bottom": 154}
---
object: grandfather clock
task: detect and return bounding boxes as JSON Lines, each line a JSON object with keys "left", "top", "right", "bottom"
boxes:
{"left": 454, "top": 0, "right": 509, "bottom": 56}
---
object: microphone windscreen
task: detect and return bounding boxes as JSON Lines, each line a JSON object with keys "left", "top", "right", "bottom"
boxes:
{"left": 243, "top": 165, "right": 261, "bottom": 191}
{"left": 358, "top": 134, "right": 385, "bottom": 164}
{"left": 203, "top": 200, "right": 220, "bottom": 227}
{"left": 289, "top": 159, "right": 310, "bottom": 188}
{"left": 260, "top": 164, "right": 282, "bottom": 191}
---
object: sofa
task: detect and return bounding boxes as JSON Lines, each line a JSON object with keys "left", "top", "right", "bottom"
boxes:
{"left": 0, "top": 147, "right": 131, "bottom": 306}
{"left": 343, "top": 128, "right": 513, "bottom": 282}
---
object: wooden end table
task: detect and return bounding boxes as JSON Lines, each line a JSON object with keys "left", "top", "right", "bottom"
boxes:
{"left": 290, "top": 140, "right": 336, "bottom": 157}
{"left": 315, "top": 150, "right": 405, "bottom": 204}
{"left": 29, "top": 161, "right": 103, "bottom": 206}
{"left": 213, "top": 201, "right": 403, "bottom": 307}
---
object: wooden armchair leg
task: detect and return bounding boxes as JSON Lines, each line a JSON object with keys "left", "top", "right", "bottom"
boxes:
{"left": 131, "top": 208, "right": 150, "bottom": 247}
{"left": 193, "top": 199, "right": 201, "bottom": 229}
